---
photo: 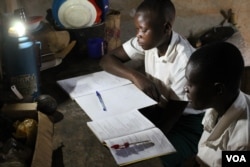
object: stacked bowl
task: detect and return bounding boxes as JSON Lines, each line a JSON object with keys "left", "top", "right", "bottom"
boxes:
{"left": 52, "top": 0, "right": 108, "bottom": 29}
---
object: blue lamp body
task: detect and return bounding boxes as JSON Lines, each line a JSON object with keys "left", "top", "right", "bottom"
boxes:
{"left": 3, "top": 35, "right": 40, "bottom": 101}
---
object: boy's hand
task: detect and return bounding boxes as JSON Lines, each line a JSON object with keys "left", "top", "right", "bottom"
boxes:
{"left": 132, "top": 74, "right": 160, "bottom": 102}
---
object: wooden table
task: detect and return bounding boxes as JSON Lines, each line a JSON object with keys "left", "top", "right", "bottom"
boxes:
{"left": 40, "top": 53, "right": 164, "bottom": 167}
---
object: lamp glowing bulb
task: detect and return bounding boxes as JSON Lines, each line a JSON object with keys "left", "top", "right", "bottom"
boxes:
{"left": 8, "top": 21, "right": 26, "bottom": 37}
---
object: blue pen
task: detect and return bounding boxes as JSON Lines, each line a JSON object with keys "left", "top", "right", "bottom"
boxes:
{"left": 96, "top": 91, "right": 107, "bottom": 111}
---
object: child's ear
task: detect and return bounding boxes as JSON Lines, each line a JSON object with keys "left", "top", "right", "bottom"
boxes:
{"left": 214, "top": 83, "right": 225, "bottom": 95}
{"left": 164, "top": 22, "right": 172, "bottom": 33}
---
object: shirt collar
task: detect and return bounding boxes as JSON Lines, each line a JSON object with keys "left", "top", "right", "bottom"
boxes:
{"left": 202, "top": 91, "right": 247, "bottom": 146}
{"left": 159, "top": 31, "right": 179, "bottom": 63}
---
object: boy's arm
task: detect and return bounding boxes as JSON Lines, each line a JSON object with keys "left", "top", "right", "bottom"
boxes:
{"left": 100, "top": 46, "right": 160, "bottom": 101}
{"left": 99, "top": 46, "right": 134, "bottom": 80}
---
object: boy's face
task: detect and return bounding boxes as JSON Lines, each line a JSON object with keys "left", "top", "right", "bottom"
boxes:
{"left": 185, "top": 63, "right": 216, "bottom": 110}
{"left": 134, "top": 12, "right": 169, "bottom": 50}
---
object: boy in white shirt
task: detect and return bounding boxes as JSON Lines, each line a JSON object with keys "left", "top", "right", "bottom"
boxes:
{"left": 100, "top": 0, "right": 204, "bottom": 166}
{"left": 185, "top": 41, "right": 250, "bottom": 166}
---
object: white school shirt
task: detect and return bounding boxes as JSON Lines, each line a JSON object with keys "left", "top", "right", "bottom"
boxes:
{"left": 123, "top": 31, "right": 202, "bottom": 114}
{"left": 197, "top": 91, "right": 250, "bottom": 166}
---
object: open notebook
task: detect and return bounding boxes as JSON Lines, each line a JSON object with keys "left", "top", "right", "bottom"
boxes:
{"left": 57, "top": 71, "right": 157, "bottom": 120}
{"left": 87, "top": 109, "right": 176, "bottom": 166}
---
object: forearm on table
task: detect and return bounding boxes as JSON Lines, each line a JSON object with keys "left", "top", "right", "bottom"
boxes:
{"left": 100, "top": 51, "right": 144, "bottom": 82}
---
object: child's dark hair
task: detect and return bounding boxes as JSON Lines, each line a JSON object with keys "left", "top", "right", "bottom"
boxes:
{"left": 136, "top": 0, "right": 176, "bottom": 25}
{"left": 189, "top": 41, "right": 244, "bottom": 90}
